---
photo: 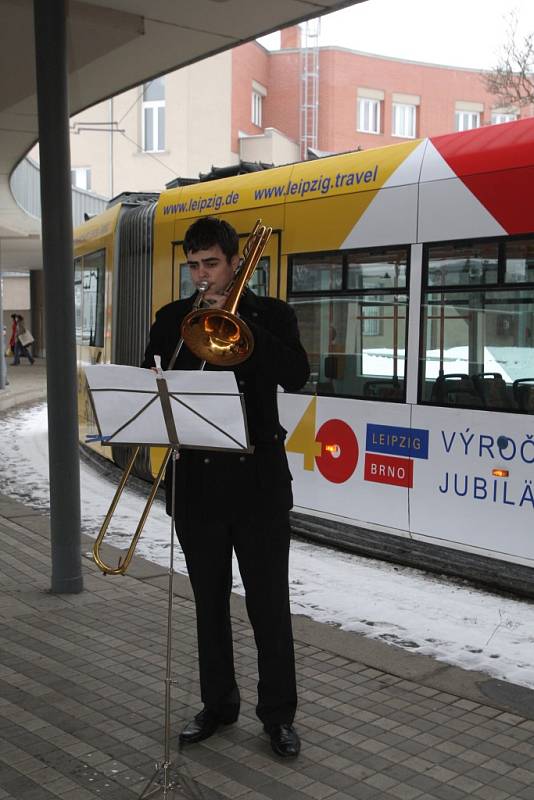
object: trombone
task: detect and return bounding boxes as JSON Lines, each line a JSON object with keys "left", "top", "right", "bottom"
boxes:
{"left": 92, "top": 219, "right": 271, "bottom": 574}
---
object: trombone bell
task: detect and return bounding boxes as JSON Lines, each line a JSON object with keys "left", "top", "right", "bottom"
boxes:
{"left": 181, "top": 308, "right": 254, "bottom": 366}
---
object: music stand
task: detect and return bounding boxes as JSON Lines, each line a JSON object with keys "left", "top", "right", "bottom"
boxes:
{"left": 85, "top": 364, "right": 252, "bottom": 799}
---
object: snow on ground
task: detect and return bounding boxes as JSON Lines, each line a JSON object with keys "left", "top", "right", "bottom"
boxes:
{"left": 3, "top": 403, "right": 534, "bottom": 689}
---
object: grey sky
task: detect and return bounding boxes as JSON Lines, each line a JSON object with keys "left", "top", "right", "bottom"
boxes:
{"left": 258, "top": 0, "right": 534, "bottom": 70}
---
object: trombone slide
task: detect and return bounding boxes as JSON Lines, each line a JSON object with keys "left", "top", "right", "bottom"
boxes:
{"left": 92, "top": 446, "right": 172, "bottom": 575}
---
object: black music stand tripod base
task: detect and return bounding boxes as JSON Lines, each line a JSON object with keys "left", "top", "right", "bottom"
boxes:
{"left": 138, "top": 764, "right": 186, "bottom": 800}
{"left": 138, "top": 763, "right": 201, "bottom": 800}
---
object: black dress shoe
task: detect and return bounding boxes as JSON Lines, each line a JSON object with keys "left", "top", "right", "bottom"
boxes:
{"left": 265, "top": 724, "right": 301, "bottom": 757}
{"left": 179, "top": 708, "right": 236, "bottom": 745}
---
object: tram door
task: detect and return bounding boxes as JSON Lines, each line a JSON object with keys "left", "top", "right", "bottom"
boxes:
{"left": 409, "top": 237, "right": 534, "bottom": 566}
{"left": 281, "top": 244, "right": 411, "bottom": 532}
{"left": 241, "top": 228, "right": 280, "bottom": 300}
{"left": 76, "top": 249, "right": 107, "bottom": 446}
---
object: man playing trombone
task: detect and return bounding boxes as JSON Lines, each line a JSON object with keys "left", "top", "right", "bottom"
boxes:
{"left": 142, "top": 216, "right": 310, "bottom": 757}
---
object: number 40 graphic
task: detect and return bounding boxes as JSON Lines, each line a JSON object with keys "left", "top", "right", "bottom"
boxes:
{"left": 285, "top": 396, "right": 359, "bottom": 484}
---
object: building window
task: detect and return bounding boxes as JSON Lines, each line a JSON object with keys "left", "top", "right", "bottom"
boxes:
{"left": 142, "top": 77, "right": 165, "bottom": 152}
{"left": 358, "top": 97, "right": 381, "bottom": 134}
{"left": 251, "top": 80, "right": 266, "bottom": 128}
{"left": 455, "top": 110, "right": 480, "bottom": 131}
{"left": 252, "top": 91, "right": 263, "bottom": 127}
{"left": 71, "top": 167, "right": 91, "bottom": 191}
{"left": 491, "top": 111, "right": 518, "bottom": 125}
{"left": 392, "top": 103, "right": 416, "bottom": 138}
{"left": 361, "top": 299, "right": 383, "bottom": 336}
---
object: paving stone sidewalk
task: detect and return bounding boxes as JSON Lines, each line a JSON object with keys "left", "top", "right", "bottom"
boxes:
{"left": 1, "top": 493, "right": 534, "bottom": 800}
{"left": 3, "top": 367, "right": 534, "bottom": 798}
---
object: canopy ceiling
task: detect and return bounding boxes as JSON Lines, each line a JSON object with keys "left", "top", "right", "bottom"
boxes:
{"left": 0, "top": 0, "right": 366, "bottom": 270}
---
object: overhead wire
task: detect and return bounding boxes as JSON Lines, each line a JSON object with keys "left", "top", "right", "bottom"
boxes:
{"left": 117, "top": 128, "right": 181, "bottom": 180}
{"left": 113, "top": 77, "right": 182, "bottom": 181}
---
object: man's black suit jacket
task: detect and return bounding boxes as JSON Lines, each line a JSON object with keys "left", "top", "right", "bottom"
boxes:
{"left": 142, "top": 290, "right": 310, "bottom": 524}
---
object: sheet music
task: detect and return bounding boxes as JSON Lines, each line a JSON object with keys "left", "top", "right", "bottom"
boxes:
{"left": 84, "top": 365, "right": 250, "bottom": 451}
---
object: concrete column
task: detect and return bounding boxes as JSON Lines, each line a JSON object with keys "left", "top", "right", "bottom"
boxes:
{"left": 33, "top": 0, "right": 83, "bottom": 593}
{"left": 0, "top": 250, "right": 5, "bottom": 391}
{"left": 30, "top": 270, "right": 45, "bottom": 358}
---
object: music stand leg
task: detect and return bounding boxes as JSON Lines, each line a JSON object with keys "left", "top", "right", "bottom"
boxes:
{"left": 138, "top": 448, "right": 193, "bottom": 800}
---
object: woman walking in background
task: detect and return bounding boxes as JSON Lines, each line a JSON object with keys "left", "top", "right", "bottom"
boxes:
{"left": 11, "top": 314, "right": 34, "bottom": 365}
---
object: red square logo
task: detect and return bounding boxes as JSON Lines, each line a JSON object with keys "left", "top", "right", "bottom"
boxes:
{"left": 364, "top": 453, "right": 413, "bottom": 488}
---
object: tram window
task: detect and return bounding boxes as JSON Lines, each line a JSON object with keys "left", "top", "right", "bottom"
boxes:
{"left": 504, "top": 239, "right": 534, "bottom": 284}
{"left": 179, "top": 263, "right": 194, "bottom": 298}
{"left": 81, "top": 251, "right": 105, "bottom": 348}
{"left": 421, "top": 290, "right": 534, "bottom": 412}
{"left": 347, "top": 248, "right": 407, "bottom": 290}
{"left": 291, "top": 253, "right": 342, "bottom": 292}
{"left": 428, "top": 241, "right": 498, "bottom": 287}
{"left": 288, "top": 245, "right": 409, "bottom": 400}
{"left": 248, "top": 256, "right": 269, "bottom": 296}
{"left": 178, "top": 257, "right": 270, "bottom": 299}
{"left": 291, "top": 294, "right": 407, "bottom": 400}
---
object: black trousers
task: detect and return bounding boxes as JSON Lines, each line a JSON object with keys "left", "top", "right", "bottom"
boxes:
{"left": 176, "top": 511, "right": 297, "bottom": 728}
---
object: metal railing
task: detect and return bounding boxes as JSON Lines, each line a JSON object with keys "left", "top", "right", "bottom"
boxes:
{"left": 10, "top": 157, "right": 108, "bottom": 226}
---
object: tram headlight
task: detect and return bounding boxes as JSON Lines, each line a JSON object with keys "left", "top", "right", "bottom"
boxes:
{"left": 325, "top": 443, "right": 341, "bottom": 458}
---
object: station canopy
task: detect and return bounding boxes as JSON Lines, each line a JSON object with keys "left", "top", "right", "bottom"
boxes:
{"left": 0, "top": 0, "right": 365, "bottom": 269}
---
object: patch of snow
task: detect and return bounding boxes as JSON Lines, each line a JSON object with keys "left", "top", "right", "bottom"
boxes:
{"left": 2, "top": 403, "right": 534, "bottom": 690}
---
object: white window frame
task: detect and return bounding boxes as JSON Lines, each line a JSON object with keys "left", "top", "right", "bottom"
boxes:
{"left": 252, "top": 90, "right": 263, "bottom": 127}
{"left": 142, "top": 79, "right": 165, "bottom": 153}
{"left": 455, "top": 110, "right": 480, "bottom": 132}
{"left": 71, "top": 166, "right": 91, "bottom": 191}
{"left": 358, "top": 97, "right": 381, "bottom": 134}
{"left": 392, "top": 103, "right": 416, "bottom": 138}
{"left": 143, "top": 100, "right": 165, "bottom": 152}
{"left": 491, "top": 111, "right": 517, "bottom": 125}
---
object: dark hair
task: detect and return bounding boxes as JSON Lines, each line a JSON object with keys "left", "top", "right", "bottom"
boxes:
{"left": 183, "top": 217, "right": 239, "bottom": 262}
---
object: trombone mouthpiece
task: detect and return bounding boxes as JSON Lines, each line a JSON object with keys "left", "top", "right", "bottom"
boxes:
{"left": 198, "top": 280, "right": 209, "bottom": 292}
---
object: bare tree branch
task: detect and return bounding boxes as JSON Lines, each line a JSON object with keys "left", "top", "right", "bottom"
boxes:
{"left": 484, "top": 11, "right": 534, "bottom": 109}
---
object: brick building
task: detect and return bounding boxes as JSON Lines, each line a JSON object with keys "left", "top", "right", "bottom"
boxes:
{"left": 33, "top": 25, "right": 529, "bottom": 199}
{"left": 235, "top": 26, "right": 531, "bottom": 159}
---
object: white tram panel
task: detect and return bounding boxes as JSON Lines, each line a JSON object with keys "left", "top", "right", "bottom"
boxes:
{"left": 409, "top": 406, "right": 534, "bottom": 565}
{"left": 417, "top": 141, "right": 506, "bottom": 242}
{"left": 341, "top": 140, "right": 425, "bottom": 250}
{"left": 280, "top": 393, "right": 411, "bottom": 532}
